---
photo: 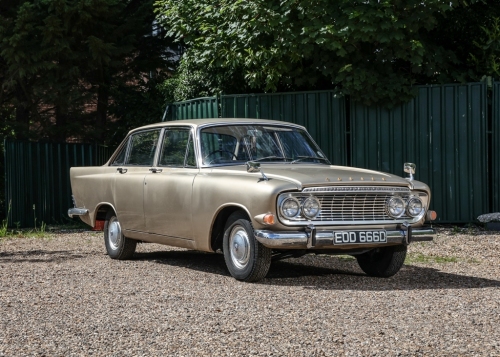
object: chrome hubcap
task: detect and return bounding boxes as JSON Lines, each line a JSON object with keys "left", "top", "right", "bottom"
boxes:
{"left": 229, "top": 225, "right": 250, "bottom": 270}
{"left": 108, "top": 217, "right": 122, "bottom": 250}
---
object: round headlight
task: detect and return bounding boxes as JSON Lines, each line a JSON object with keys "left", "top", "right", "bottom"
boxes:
{"left": 280, "top": 197, "right": 301, "bottom": 218}
{"left": 386, "top": 196, "right": 405, "bottom": 218}
{"left": 302, "top": 196, "right": 321, "bottom": 219}
{"left": 407, "top": 197, "right": 424, "bottom": 217}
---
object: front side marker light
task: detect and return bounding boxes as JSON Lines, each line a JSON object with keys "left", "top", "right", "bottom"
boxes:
{"left": 263, "top": 213, "right": 275, "bottom": 225}
{"left": 426, "top": 210, "right": 437, "bottom": 221}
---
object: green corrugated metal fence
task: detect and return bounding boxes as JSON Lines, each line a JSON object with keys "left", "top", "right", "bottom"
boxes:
{"left": 4, "top": 140, "right": 112, "bottom": 227}
{"left": 167, "top": 97, "right": 218, "bottom": 120}
{"left": 221, "top": 91, "right": 347, "bottom": 165}
{"left": 165, "top": 82, "right": 498, "bottom": 223}
{"left": 351, "top": 82, "right": 489, "bottom": 222}
{"left": 493, "top": 83, "right": 500, "bottom": 213}
{"left": 6, "top": 82, "right": 500, "bottom": 225}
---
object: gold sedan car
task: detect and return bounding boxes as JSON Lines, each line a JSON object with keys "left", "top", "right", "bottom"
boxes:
{"left": 69, "top": 119, "right": 436, "bottom": 282}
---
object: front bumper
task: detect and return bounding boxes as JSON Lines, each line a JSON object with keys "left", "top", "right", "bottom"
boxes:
{"left": 254, "top": 226, "right": 436, "bottom": 249}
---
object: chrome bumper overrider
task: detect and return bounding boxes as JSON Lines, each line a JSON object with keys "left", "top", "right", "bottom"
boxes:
{"left": 254, "top": 227, "right": 436, "bottom": 249}
{"left": 68, "top": 208, "right": 89, "bottom": 218}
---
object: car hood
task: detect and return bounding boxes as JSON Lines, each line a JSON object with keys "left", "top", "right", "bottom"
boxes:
{"left": 211, "top": 164, "right": 412, "bottom": 189}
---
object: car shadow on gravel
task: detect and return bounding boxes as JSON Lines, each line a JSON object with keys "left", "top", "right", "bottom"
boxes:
{"left": 133, "top": 250, "right": 230, "bottom": 276}
{"left": 264, "top": 260, "right": 500, "bottom": 290}
{"left": 0, "top": 250, "right": 86, "bottom": 263}
{"left": 133, "top": 250, "right": 500, "bottom": 290}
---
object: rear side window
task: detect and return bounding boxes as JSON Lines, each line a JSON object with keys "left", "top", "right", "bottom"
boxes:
{"left": 126, "top": 130, "right": 160, "bottom": 166}
{"left": 158, "top": 128, "right": 197, "bottom": 167}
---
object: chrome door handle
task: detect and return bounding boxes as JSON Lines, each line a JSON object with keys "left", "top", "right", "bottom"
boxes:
{"left": 149, "top": 168, "right": 163, "bottom": 173}
{"left": 117, "top": 167, "right": 128, "bottom": 174}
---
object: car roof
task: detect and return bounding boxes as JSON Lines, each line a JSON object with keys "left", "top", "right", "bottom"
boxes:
{"left": 128, "top": 118, "right": 306, "bottom": 134}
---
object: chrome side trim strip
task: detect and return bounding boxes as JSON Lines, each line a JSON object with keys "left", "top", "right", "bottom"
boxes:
{"left": 255, "top": 227, "right": 436, "bottom": 249}
{"left": 68, "top": 208, "right": 89, "bottom": 218}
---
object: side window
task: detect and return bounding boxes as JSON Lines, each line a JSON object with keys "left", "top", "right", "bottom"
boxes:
{"left": 159, "top": 128, "right": 192, "bottom": 167}
{"left": 185, "top": 133, "right": 196, "bottom": 167}
{"left": 127, "top": 130, "right": 160, "bottom": 166}
{"left": 111, "top": 139, "right": 128, "bottom": 166}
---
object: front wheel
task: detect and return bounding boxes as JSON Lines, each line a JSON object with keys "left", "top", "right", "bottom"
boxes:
{"left": 356, "top": 244, "right": 407, "bottom": 277}
{"left": 104, "top": 211, "right": 137, "bottom": 260}
{"left": 223, "top": 212, "right": 271, "bottom": 282}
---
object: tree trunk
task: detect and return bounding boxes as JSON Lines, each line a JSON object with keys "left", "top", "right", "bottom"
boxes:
{"left": 96, "top": 79, "right": 109, "bottom": 143}
{"left": 55, "top": 104, "right": 68, "bottom": 142}
{"left": 14, "top": 83, "right": 30, "bottom": 140}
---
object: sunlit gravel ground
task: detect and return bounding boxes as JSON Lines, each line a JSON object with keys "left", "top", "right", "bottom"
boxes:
{"left": 0, "top": 227, "right": 499, "bottom": 356}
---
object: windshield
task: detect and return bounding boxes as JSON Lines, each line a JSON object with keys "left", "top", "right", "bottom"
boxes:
{"left": 199, "top": 124, "right": 329, "bottom": 166}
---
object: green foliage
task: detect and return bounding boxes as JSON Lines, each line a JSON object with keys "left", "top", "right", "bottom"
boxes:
{"left": 155, "top": 0, "right": 467, "bottom": 105}
{"left": 471, "top": 17, "right": 500, "bottom": 78}
{"left": 155, "top": 0, "right": 500, "bottom": 105}
{"left": 0, "top": 109, "right": 16, "bottom": 220}
{"left": 158, "top": 60, "right": 213, "bottom": 102}
{"left": 0, "top": 200, "right": 11, "bottom": 237}
{"left": 0, "top": 215, "right": 8, "bottom": 237}
{"left": 429, "top": 0, "right": 500, "bottom": 82}
{"left": 157, "top": 54, "right": 248, "bottom": 102}
{"left": 107, "top": 73, "right": 167, "bottom": 147}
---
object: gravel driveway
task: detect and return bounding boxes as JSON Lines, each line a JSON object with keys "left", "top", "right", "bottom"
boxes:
{"left": 1, "top": 227, "right": 499, "bottom": 356}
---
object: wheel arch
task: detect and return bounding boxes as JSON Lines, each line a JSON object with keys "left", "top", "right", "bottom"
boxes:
{"left": 210, "top": 204, "right": 252, "bottom": 252}
{"left": 94, "top": 202, "right": 117, "bottom": 225}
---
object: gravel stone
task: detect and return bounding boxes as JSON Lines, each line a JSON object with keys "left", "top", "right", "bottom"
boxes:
{"left": 1, "top": 227, "right": 499, "bottom": 356}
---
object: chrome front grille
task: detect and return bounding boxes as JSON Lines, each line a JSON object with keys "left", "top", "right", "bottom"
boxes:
{"left": 277, "top": 186, "right": 427, "bottom": 226}
{"left": 315, "top": 193, "right": 411, "bottom": 221}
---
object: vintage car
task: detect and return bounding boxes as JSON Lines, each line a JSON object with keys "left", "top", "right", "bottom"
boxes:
{"left": 69, "top": 118, "right": 437, "bottom": 282}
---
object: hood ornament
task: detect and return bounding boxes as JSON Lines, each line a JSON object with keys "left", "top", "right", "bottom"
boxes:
{"left": 246, "top": 161, "right": 269, "bottom": 181}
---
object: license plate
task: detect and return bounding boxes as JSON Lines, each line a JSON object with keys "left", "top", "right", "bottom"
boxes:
{"left": 333, "top": 230, "right": 387, "bottom": 245}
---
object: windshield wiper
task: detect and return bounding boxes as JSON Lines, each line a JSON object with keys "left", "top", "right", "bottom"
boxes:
{"left": 252, "top": 156, "right": 292, "bottom": 162}
{"left": 291, "top": 156, "right": 330, "bottom": 164}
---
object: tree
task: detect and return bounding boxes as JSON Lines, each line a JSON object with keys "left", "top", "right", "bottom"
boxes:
{"left": 0, "top": 0, "right": 174, "bottom": 144}
{"left": 430, "top": 0, "right": 500, "bottom": 81}
{"left": 155, "top": 0, "right": 485, "bottom": 105}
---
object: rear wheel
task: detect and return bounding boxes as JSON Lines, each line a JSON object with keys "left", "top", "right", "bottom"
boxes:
{"left": 356, "top": 244, "right": 407, "bottom": 277}
{"left": 104, "top": 210, "right": 137, "bottom": 260}
{"left": 223, "top": 212, "right": 271, "bottom": 282}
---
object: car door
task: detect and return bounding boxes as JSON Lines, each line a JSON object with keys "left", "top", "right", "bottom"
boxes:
{"left": 112, "top": 129, "right": 161, "bottom": 232}
{"left": 144, "top": 127, "right": 198, "bottom": 242}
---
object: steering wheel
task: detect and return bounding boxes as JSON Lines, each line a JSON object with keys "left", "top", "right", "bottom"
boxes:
{"left": 203, "top": 150, "right": 238, "bottom": 164}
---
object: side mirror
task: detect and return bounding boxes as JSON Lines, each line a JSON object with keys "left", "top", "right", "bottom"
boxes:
{"left": 246, "top": 161, "right": 261, "bottom": 173}
{"left": 404, "top": 162, "right": 416, "bottom": 181}
{"left": 246, "top": 161, "right": 269, "bottom": 181}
